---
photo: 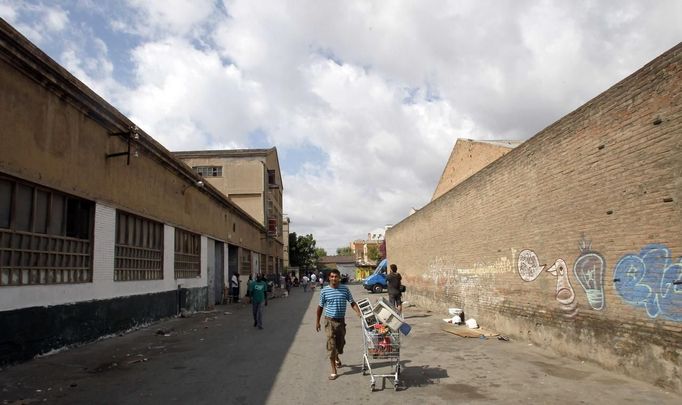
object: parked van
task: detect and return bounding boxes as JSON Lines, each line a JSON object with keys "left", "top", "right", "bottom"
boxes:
{"left": 363, "top": 259, "right": 388, "bottom": 293}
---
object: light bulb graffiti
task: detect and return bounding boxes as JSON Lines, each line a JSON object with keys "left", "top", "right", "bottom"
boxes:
{"left": 613, "top": 244, "right": 682, "bottom": 321}
{"left": 517, "top": 249, "right": 578, "bottom": 318}
{"left": 573, "top": 238, "right": 606, "bottom": 311}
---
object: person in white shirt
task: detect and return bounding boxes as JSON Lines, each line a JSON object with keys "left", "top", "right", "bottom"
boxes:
{"left": 310, "top": 273, "right": 317, "bottom": 291}
{"left": 230, "top": 273, "right": 240, "bottom": 303}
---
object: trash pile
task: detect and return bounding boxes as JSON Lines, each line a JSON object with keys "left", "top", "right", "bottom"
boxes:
{"left": 443, "top": 307, "right": 479, "bottom": 329}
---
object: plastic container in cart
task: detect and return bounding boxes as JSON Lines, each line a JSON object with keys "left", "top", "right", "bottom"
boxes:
{"left": 373, "top": 298, "right": 410, "bottom": 335}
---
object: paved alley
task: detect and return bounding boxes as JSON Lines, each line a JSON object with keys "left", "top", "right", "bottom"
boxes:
{"left": 0, "top": 284, "right": 678, "bottom": 404}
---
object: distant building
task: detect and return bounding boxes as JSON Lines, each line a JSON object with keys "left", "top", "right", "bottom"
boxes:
{"left": 317, "top": 255, "right": 356, "bottom": 279}
{"left": 431, "top": 139, "right": 521, "bottom": 201}
{"left": 174, "top": 148, "right": 284, "bottom": 276}
{"left": 351, "top": 225, "right": 392, "bottom": 265}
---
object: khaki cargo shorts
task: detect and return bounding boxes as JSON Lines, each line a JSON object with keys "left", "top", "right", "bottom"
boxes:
{"left": 324, "top": 317, "right": 346, "bottom": 359}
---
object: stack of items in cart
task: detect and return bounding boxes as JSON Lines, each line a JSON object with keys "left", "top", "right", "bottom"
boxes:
{"left": 358, "top": 298, "right": 411, "bottom": 356}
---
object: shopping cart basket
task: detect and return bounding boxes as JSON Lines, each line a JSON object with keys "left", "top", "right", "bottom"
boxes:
{"left": 361, "top": 316, "right": 401, "bottom": 391}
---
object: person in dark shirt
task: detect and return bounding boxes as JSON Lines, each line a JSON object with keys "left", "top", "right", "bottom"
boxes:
{"left": 386, "top": 264, "right": 402, "bottom": 314}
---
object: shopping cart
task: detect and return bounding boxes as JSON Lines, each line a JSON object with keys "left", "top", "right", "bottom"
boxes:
{"left": 361, "top": 316, "right": 401, "bottom": 391}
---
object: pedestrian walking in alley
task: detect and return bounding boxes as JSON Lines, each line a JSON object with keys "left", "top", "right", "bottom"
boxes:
{"left": 318, "top": 272, "right": 324, "bottom": 288}
{"left": 249, "top": 274, "right": 268, "bottom": 329}
{"left": 231, "top": 272, "right": 240, "bottom": 303}
{"left": 245, "top": 274, "right": 253, "bottom": 300}
{"left": 387, "top": 264, "right": 403, "bottom": 314}
{"left": 302, "top": 274, "right": 309, "bottom": 292}
{"left": 310, "top": 272, "right": 317, "bottom": 291}
{"left": 315, "top": 269, "right": 361, "bottom": 381}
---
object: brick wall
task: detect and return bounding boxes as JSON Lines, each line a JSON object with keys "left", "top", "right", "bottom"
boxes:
{"left": 387, "top": 44, "right": 682, "bottom": 392}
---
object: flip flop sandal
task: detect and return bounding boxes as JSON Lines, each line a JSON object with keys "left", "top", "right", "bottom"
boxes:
{"left": 328, "top": 374, "right": 338, "bottom": 380}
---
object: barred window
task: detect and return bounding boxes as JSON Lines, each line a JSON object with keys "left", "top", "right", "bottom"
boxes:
{"left": 260, "top": 253, "right": 266, "bottom": 274}
{"left": 267, "top": 255, "right": 274, "bottom": 275}
{"left": 192, "top": 166, "right": 222, "bottom": 177}
{"left": 114, "top": 211, "right": 163, "bottom": 281}
{"left": 0, "top": 175, "right": 93, "bottom": 286}
{"left": 175, "top": 228, "right": 200, "bottom": 278}
{"left": 241, "top": 248, "right": 251, "bottom": 275}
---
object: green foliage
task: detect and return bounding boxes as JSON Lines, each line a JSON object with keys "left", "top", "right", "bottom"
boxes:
{"left": 367, "top": 245, "right": 382, "bottom": 262}
{"left": 289, "top": 233, "right": 319, "bottom": 271}
{"left": 336, "top": 246, "right": 352, "bottom": 256}
{"left": 315, "top": 247, "right": 327, "bottom": 258}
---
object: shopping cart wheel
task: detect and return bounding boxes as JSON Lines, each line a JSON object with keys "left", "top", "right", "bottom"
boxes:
{"left": 394, "top": 381, "right": 399, "bottom": 391}
{"left": 370, "top": 383, "right": 375, "bottom": 392}
{"left": 362, "top": 369, "right": 367, "bottom": 376}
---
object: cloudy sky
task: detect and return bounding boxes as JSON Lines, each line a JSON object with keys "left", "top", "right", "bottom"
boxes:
{"left": 1, "top": 1, "right": 681, "bottom": 252}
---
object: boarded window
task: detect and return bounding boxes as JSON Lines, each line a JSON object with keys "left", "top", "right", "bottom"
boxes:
{"left": 114, "top": 211, "right": 163, "bottom": 281}
{"left": 175, "top": 228, "right": 200, "bottom": 279}
{"left": 0, "top": 174, "right": 93, "bottom": 286}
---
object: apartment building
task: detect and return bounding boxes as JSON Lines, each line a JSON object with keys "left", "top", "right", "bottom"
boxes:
{"left": 173, "top": 149, "right": 285, "bottom": 276}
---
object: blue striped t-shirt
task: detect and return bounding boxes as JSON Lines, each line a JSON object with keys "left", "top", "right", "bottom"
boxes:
{"left": 319, "top": 284, "right": 354, "bottom": 318}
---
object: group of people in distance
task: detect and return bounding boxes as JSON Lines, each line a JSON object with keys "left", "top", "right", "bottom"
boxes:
{"left": 229, "top": 263, "right": 404, "bottom": 382}
{"left": 300, "top": 271, "right": 325, "bottom": 292}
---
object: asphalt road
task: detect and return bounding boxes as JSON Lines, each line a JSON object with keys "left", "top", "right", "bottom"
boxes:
{"left": 0, "top": 284, "right": 678, "bottom": 404}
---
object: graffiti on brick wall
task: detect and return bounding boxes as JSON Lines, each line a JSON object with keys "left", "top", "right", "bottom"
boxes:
{"left": 613, "top": 243, "right": 681, "bottom": 321}
{"left": 420, "top": 253, "right": 516, "bottom": 300}
{"left": 518, "top": 249, "right": 544, "bottom": 281}
{"left": 573, "top": 237, "right": 606, "bottom": 311}
{"left": 517, "top": 249, "right": 578, "bottom": 318}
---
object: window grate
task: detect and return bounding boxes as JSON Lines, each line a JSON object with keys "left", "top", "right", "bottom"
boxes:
{"left": 241, "top": 248, "right": 251, "bottom": 275}
{"left": 114, "top": 211, "right": 163, "bottom": 281}
{"left": 0, "top": 175, "right": 93, "bottom": 286}
{"left": 174, "top": 228, "right": 200, "bottom": 279}
{"left": 0, "top": 230, "right": 92, "bottom": 286}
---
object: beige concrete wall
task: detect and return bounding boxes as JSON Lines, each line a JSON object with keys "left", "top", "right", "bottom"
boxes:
{"left": 431, "top": 139, "right": 515, "bottom": 201}
{"left": 0, "top": 25, "right": 264, "bottom": 262}
{"left": 178, "top": 156, "right": 266, "bottom": 227}
{"left": 387, "top": 44, "right": 682, "bottom": 392}
{"left": 175, "top": 151, "right": 284, "bottom": 264}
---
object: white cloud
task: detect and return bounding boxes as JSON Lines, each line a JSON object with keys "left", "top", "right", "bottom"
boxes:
{"left": 0, "top": 1, "right": 69, "bottom": 45}
{"left": 4, "top": 0, "right": 682, "bottom": 251}
{"left": 124, "top": 38, "right": 265, "bottom": 150}
{"left": 121, "top": 0, "right": 218, "bottom": 38}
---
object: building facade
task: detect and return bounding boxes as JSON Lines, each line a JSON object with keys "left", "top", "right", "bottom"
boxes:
{"left": 282, "top": 215, "right": 290, "bottom": 268}
{"left": 431, "top": 139, "right": 521, "bottom": 201}
{"left": 387, "top": 44, "right": 682, "bottom": 392}
{"left": 0, "top": 20, "right": 270, "bottom": 364}
{"left": 351, "top": 225, "right": 391, "bottom": 266}
{"left": 173, "top": 149, "right": 285, "bottom": 277}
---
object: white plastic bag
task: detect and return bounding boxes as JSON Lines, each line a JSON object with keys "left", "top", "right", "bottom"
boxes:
{"left": 465, "top": 318, "right": 479, "bottom": 329}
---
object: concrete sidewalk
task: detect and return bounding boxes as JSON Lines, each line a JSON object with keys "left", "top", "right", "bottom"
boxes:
{"left": 0, "top": 284, "right": 678, "bottom": 404}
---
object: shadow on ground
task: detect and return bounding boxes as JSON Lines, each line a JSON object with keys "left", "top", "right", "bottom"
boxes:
{"left": 0, "top": 288, "right": 314, "bottom": 405}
